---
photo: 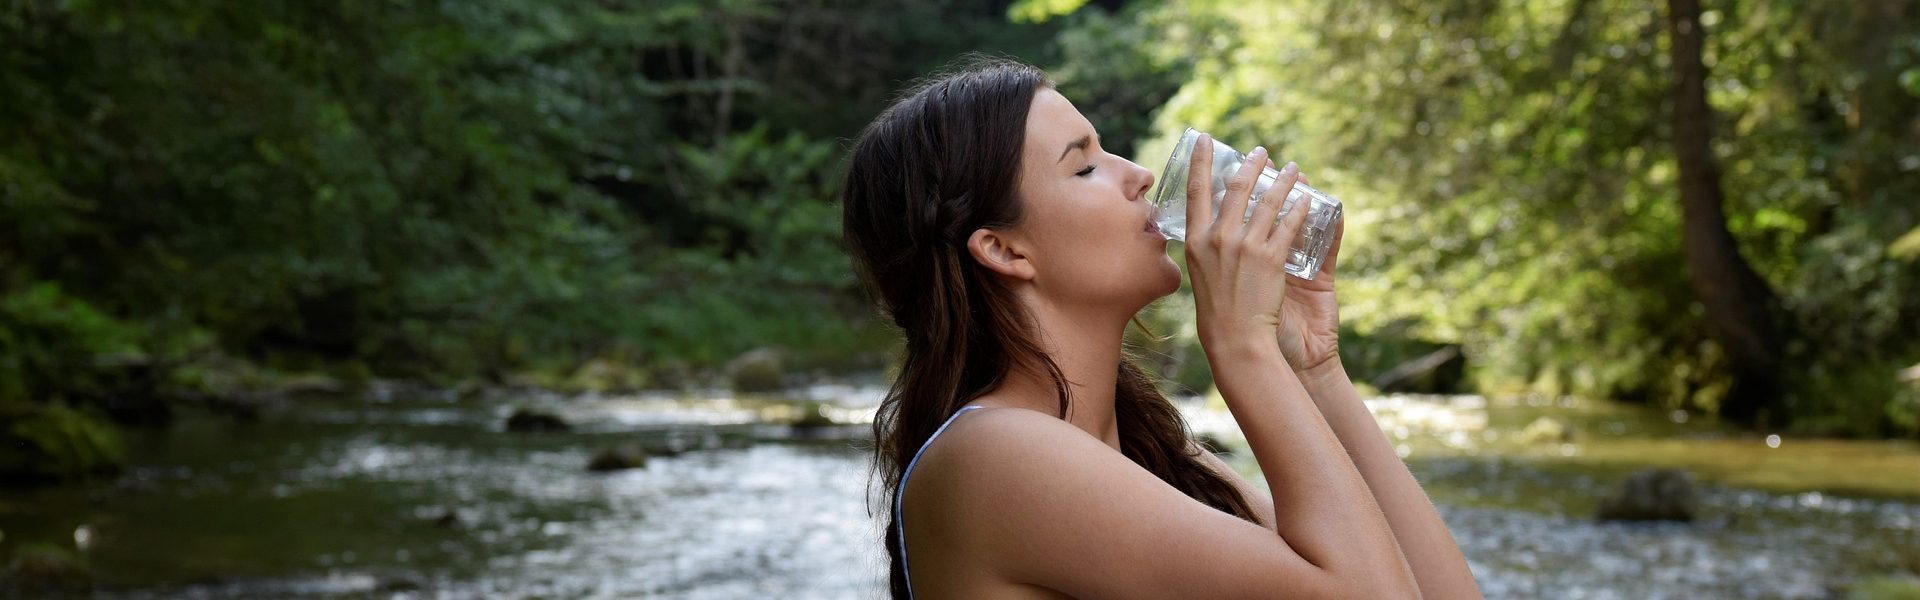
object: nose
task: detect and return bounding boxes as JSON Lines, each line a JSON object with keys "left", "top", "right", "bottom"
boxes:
{"left": 1126, "top": 158, "right": 1154, "bottom": 202}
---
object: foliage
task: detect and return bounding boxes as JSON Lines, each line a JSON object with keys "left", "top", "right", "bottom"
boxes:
{"left": 0, "top": 0, "right": 1055, "bottom": 405}
{"left": 1046, "top": 2, "right": 1234, "bottom": 157}
{"left": 1009, "top": 0, "right": 1091, "bottom": 24}
{"left": 1086, "top": 0, "right": 1920, "bottom": 434}
{"left": 0, "top": 284, "right": 139, "bottom": 407}
{"left": 0, "top": 404, "right": 124, "bottom": 481}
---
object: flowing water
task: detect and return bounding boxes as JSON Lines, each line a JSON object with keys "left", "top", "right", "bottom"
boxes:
{"left": 2, "top": 384, "right": 1917, "bottom": 599}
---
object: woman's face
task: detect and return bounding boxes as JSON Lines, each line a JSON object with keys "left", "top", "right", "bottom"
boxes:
{"left": 998, "top": 88, "right": 1181, "bottom": 312}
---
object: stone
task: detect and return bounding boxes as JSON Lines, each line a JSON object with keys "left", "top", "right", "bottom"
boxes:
{"left": 727, "top": 348, "right": 786, "bottom": 393}
{"left": 1597, "top": 468, "right": 1697, "bottom": 522}
{"left": 587, "top": 444, "right": 648, "bottom": 472}
{"left": 569, "top": 358, "right": 645, "bottom": 393}
{"left": 504, "top": 409, "right": 569, "bottom": 433}
{"left": 790, "top": 403, "right": 835, "bottom": 429}
{"left": 1519, "top": 416, "right": 1578, "bottom": 444}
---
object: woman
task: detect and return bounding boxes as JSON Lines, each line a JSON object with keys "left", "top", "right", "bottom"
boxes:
{"left": 841, "top": 58, "right": 1481, "bottom": 599}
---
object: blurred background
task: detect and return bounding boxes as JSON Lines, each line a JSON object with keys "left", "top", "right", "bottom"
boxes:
{"left": 1, "top": 0, "right": 1917, "bottom": 598}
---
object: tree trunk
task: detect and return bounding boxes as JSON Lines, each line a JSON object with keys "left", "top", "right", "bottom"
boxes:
{"left": 1665, "top": 0, "right": 1789, "bottom": 426}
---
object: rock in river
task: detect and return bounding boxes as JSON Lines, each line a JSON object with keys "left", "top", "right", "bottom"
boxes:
{"left": 1597, "top": 468, "right": 1697, "bottom": 522}
{"left": 1519, "top": 416, "right": 1578, "bottom": 444}
{"left": 504, "top": 409, "right": 570, "bottom": 433}
{"left": 587, "top": 444, "right": 648, "bottom": 472}
{"left": 727, "top": 348, "right": 786, "bottom": 393}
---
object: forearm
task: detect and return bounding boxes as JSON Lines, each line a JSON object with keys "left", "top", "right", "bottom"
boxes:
{"left": 1206, "top": 339, "right": 1419, "bottom": 594}
{"left": 1298, "top": 359, "right": 1483, "bottom": 599}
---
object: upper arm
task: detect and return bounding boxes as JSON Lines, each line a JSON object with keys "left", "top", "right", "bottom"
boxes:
{"left": 926, "top": 408, "right": 1363, "bottom": 600}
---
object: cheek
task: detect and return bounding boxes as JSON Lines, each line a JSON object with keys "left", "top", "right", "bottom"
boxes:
{"left": 1036, "top": 233, "right": 1174, "bottom": 298}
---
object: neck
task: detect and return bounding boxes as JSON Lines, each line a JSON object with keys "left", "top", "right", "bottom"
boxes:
{"left": 988, "top": 295, "right": 1132, "bottom": 451}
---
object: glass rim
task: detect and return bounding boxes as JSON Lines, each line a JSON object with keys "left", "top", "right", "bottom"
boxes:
{"left": 1149, "top": 127, "right": 1203, "bottom": 209}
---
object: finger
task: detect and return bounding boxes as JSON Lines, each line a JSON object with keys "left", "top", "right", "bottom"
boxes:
{"left": 1185, "top": 133, "right": 1216, "bottom": 236}
{"left": 1270, "top": 173, "right": 1314, "bottom": 254}
{"left": 1241, "top": 160, "right": 1296, "bottom": 245}
{"left": 1319, "top": 214, "right": 1345, "bottom": 278}
{"left": 1214, "top": 145, "right": 1267, "bottom": 242}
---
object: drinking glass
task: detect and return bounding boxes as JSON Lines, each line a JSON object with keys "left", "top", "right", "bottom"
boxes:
{"left": 1148, "top": 128, "right": 1343, "bottom": 279}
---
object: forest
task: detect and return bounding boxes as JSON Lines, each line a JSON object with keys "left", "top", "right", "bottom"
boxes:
{"left": 1, "top": 0, "right": 1918, "bottom": 595}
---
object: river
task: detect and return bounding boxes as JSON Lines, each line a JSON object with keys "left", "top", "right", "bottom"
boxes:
{"left": 1, "top": 383, "right": 1917, "bottom": 599}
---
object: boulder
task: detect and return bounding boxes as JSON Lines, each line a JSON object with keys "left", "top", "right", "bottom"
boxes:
{"left": 1597, "top": 468, "right": 1697, "bottom": 522}
{"left": 569, "top": 358, "right": 645, "bottom": 393}
{"left": 587, "top": 444, "right": 648, "bottom": 472}
{"left": 727, "top": 348, "right": 786, "bottom": 393}
{"left": 1519, "top": 416, "right": 1578, "bottom": 444}
{"left": 790, "top": 402, "right": 835, "bottom": 430}
{"left": 504, "top": 409, "right": 569, "bottom": 433}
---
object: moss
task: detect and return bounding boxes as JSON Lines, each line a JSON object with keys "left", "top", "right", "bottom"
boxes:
{"left": 1395, "top": 394, "right": 1920, "bottom": 501}
{"left": 1848, "top": 575, "right": 1920, "bottom": 600}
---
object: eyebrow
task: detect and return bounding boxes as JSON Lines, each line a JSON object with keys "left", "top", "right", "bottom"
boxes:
{"left": 1055, "top": 134, "right": 1091, "bottom": 163}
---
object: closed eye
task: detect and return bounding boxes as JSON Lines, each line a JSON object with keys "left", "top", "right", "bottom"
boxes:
{"left": 1075, "top": 164, "right": 1096, "bottom": 177}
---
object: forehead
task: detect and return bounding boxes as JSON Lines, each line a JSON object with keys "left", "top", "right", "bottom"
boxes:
{"left": 1024, "top": 88, "right": 1091, "bottom": 151}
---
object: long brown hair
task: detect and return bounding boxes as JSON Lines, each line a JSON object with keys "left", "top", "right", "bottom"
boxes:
{"left": 840, "top": 57, "right": 1259, "bottom": 598}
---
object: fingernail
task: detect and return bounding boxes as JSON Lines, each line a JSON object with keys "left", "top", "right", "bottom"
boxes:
{"left": 1252, "top": 146, "right": 1267, "bottom": 158}
{"left": 1284, "top": 161, "right": 1299, "bottom": 173}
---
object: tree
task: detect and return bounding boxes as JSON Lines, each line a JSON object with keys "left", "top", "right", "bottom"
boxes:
{"left": 1664, "top": 0, "right": 1787, "bottom": 426}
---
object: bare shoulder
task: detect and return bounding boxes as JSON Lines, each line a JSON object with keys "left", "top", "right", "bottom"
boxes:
{"left": 899, "top": 405, "right": 1117, "bottom": 595}
{"left": 931, "top": 405, "right": 1104, "bottom": 472}
{"left": 905, "top": 405, "right": 1334, "bottom": 599}
{"left": 906, "top": 405, "right": 1113, "bottom": 526}
{"left": 915, "top": 405, "right": 1151, "bottom": 510}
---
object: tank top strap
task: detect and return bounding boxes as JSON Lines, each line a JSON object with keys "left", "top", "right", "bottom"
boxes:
{"left": 893, "top": 405, "right": 987, "bottom": 600}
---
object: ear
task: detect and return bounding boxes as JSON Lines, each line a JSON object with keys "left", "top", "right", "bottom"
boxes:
{"left": 965, "top": 227, "right": 1035, "bottom": 281}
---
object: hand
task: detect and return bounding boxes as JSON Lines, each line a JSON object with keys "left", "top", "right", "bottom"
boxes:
{"left": 1275, "top": 189, "right": 1346, "bottom": 377}
{"left": 1182, "top": 134, "right": 1313, "bottom": 361}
